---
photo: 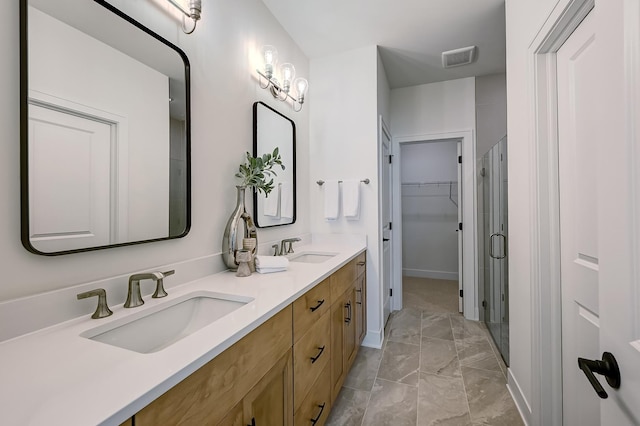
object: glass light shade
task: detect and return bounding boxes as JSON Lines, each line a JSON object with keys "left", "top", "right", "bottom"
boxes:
{"left": 293, "top": 77, "right": 308, "bottom": 100}
{"left": 261, "top": 45, "right": 278, "bottom": 78}
{"left": 279, "top": 63, "right": 296, "bottom": 91}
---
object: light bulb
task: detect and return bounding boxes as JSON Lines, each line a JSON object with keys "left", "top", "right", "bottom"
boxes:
{"left": 293, "top": 77, "right": 308, "bottom": 102}
{"left": 261, "top": 45, "right": 278, "bottom": 79}
{"left": 279, "top": 63, "right": 296, "bottom": 93}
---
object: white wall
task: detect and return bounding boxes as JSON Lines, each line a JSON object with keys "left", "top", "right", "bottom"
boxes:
{"left": 391, "top": 77, "right": 476, "bottom": 138}
{"left": 476, "top": 73, "right": 507, "bottom": 157}
{"left": 1, "top": 0, "right": 310, "bottom": 302}
{"left": 401, "top": 141, "right": 459, "bottom": 280}
{"left": 505, "top": 0, "right": 562, "bottom": 417}
{"left": 310, "top": 45, "right": 383, "bottom": 346}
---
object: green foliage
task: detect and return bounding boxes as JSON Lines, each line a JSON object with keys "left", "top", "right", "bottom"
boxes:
{"left": 235, "top": 147, "right": 285, "bottom": 195}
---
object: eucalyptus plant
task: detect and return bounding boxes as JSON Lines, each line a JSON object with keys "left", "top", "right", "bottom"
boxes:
{"left": 235, "top": 147, "right": 285, "bottom": 196}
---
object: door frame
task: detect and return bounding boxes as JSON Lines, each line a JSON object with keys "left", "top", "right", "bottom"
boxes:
{"left": 528, "top": 0, "right": 595, "bottom": 425}
{"left": 379, "top": 115, "right": 394, "bottom": 325}
{"left": 392, "top": 130, "right": 478, "bottom": 319}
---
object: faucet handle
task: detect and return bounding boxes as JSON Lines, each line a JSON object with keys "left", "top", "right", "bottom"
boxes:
{"left": 152, "top": 270, "right": 174, "bottom": 299}
{"left": 272, "top": 244, "right": 279, "bottom": 256}
{"left": 77, "top": 288, "right": 113, "bottom": 319}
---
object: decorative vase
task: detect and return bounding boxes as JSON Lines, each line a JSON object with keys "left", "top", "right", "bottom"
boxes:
{"left": 235, "top": 249, "right": 252, "bottom": 277}
{"left": 222, "top": 186, "right": 258, "bottom": 270}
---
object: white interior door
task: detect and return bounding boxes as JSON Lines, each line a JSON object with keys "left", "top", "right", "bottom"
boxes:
{"left": 381, "top": 118, "right": 392, "bottom": 326}
{"left": 595, "top": 0, "right": 640, "bottom": 423}
{"left": 558, "top": 11, "right": 601, "bottom": 424}
{"left": 558, "top": 2, "right": 640, "bottom": 424}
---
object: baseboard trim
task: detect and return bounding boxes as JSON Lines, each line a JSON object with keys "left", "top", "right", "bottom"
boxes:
{"left": 507, "top": 368, "right": 532, "bottom": 426}
{"left": 403, "top": 268, "right": 459, "bottom": 281}
{"left": 361, "top": 329, "right": 383, "bottom": 349}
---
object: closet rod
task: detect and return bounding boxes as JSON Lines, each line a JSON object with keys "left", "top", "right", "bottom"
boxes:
{"left": 401, "top": 180, "right": 457, "bottom": 187}
{"left": 316, "top": 179, "right": 370, "bottom": 186}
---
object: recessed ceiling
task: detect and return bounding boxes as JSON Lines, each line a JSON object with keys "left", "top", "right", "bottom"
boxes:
{"left": 260, "top": 0, "right": 506, "bottom": 89}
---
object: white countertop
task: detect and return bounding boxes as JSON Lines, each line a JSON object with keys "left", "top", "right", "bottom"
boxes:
{"left": 0, "top": 239, "right": 365, "bottom": 425}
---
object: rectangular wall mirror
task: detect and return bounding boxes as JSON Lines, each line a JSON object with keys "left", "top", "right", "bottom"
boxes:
{"left": 20, "top": 0, "right": 191, "bottom": 255}
{"left": 253, "top": 102, "right": 296, "bottom": 228}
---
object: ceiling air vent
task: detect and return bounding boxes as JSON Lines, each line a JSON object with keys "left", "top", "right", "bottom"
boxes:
{"left": 442, "top": 46, "right": 477, "bottom": 68}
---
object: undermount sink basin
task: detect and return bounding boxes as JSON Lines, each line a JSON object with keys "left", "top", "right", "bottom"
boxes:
{"left": 288, "top": 252, "right": 337, "bottom": 263}
{"left": 81, "top": 291, "right": 253, "bottom": 354}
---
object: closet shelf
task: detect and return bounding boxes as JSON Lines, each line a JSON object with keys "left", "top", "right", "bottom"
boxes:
{"left": 401, "top": 181, "right": 458, "bottom": 207}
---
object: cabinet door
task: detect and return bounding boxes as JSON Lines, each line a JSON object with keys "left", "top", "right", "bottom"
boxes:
{"left": 355, "top": 273, "right": 366, "bottom": 344}
{"left": 344, "top": 287, "right": 357, "bottom": 369}
{"left": 218, "top": 401, "right": 243, "bottom": 426}
{"left": 330, "top": 297, "right": 346, "bottom": 400}
{"left": 243, "top": 349, "right": 293, "bottom": 426}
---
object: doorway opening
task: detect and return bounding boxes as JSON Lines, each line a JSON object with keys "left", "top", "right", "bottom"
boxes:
{"left": 392, "top": 130, "right": 477, "bottom": 320}
{"left": 399, "top": 139, "right": 462, "bottom": 314}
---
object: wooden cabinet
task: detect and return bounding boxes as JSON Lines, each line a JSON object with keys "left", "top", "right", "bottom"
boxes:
{"left": 355, "top": 258, "right": 367, "bottom": 345}
{"left": 135, "top": 306, "right": 292, "bottom": 426}
{"left": 243, "top": 349, "right": 293, "bottom": 426}
{"left": 294, "top": 363, "right": 331, "bottom": 426}
{"left": 133, "top": 252, "right": 366, "bottom": 426}
{"left": 293, "top": 277, "right": 330, "bottom": 343}
{"left": 293, "top": 310, "right": 330, "bottom": 412}
{"left": 329, "top": 253, "right": 365, "bottom": 400}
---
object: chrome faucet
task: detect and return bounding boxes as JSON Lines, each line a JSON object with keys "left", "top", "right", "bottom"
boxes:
{"left": 279, "top": 237, "right": 301, "bottom": 255}
{"left": 124, "top": 270, "right": 175, "bottom": 308}
{"left": 77, "top": 288, "right": 113, "bottom": 319}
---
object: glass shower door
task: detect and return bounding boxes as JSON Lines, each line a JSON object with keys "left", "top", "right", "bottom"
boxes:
{"left": 482, "top": 136, "right": 509, "bottom": 364}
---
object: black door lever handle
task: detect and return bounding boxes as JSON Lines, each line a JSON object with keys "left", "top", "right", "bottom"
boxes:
{"left": 577, "top": 352, "right": 621, "bottom": 399}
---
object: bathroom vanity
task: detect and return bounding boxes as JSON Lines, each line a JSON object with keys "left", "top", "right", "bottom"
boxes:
{"left": 0, "top": 239, "right": 366, "bottom": 425}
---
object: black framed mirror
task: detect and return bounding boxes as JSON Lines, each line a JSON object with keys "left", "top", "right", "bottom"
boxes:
{"left": 252, "top": 102, "right": 296, "bottom": 228}
{"left": 20, "top": 0, "right": 191, "bottom": 255}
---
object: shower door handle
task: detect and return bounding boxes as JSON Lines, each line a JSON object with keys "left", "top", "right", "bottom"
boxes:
{"left": 489, "top": 233, "right": 499, "bottom": 259}
{"left": 489, "top": 233, "right": 507, "bottom": 259}
{"left": 497, "top": 233, "right": 507, "bottom": 259}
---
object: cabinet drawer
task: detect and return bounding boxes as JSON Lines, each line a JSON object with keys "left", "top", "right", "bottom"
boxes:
{"left": 293, "top": 277, "right": 331, "bottom": 343}
{"left": 294, "top": 363, "right": 331, "bottom": 426}
{"left": 330, "top": 261, "right": 356, "bottom": 301}
{"left": 355, "top": 252, "right": 366, "bottom": 278}
{"left": 293, "top": 311, "right": 331, "bottom": 412}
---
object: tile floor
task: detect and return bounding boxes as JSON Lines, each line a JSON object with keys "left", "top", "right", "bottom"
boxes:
{"left": 325, "top": 277, "right": 523, "bottom": 426}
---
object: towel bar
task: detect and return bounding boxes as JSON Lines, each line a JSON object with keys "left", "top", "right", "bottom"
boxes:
{"left": 316, "top": 178, "right": 370, "bottom": 186}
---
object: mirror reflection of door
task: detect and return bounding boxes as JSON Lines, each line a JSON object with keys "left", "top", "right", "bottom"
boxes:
{"left": 29, "top": 103, "right": 114, "bottom": 252}
{"left": 22, "top": 0, "right": 191, "bottom": 254}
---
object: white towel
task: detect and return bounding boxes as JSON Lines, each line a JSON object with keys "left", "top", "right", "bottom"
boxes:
{"left": 256, "top": 267, "right": 287, "bottom": 274}
{"left": 263, "top": 185, "right": 280, "bottom": 217}
{"left": 323, "top": 180, "right": 340, "bottom": 220}
{"left": 342, "top": 179, "right": 360, "bottom": 220}
{"left": 255, "top": 255, "right": 289, "bottom": 269}
{"left": 280, "top": 181, "right": 293, "bottom": 219}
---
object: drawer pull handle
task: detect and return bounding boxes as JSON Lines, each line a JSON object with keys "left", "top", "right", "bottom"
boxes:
{"left": 344, "top": 302, "right": 352, "bottom": 323}
{"left": 357, "top": 261, "right": 365, "bottom": 266}
{"left": 310, "top": 345, "right": 326, "bottom": 364}
{"left": 310, "top": 299, "right": 325, "bottom": 312}
{"left": 310, "top": 403, "right": 326, "bottom": 425}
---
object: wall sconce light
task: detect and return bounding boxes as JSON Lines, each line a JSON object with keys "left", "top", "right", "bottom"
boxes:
{"left": 256, "top": 45, "right": 308, "bottom": 112}
{"left": 166, "top": 0, "right": 202, "bottom": 34}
